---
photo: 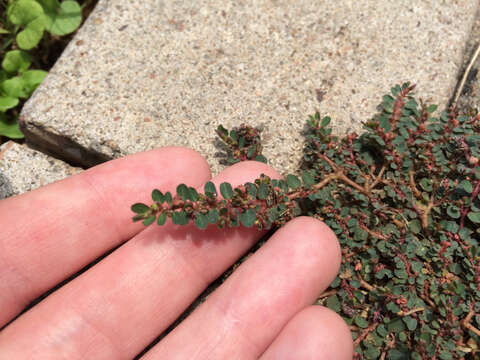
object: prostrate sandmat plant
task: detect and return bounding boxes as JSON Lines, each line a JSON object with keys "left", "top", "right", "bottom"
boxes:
{"left": 132, "top": 83, "right": 479, "bottom": 359}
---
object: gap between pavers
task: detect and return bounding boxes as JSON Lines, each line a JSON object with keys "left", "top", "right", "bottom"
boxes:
{"left": 0, "top": 141, "right": 82, "bottom": 199}
{"left": 20, "top": 0, "right": 478, "bottom": 176}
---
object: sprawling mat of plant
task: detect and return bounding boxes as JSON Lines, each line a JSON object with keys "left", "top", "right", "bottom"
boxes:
{"left": 132, "top": 83, "right": 480, "bottom": 359}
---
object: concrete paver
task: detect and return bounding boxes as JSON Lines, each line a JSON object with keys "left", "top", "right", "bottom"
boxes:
{"left": 20, "top": 0, "right": 478, "bottom": 175}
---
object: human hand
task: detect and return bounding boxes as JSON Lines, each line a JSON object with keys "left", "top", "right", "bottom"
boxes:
{"left": 0, "top": 147, "right": 353, "bottom": 359}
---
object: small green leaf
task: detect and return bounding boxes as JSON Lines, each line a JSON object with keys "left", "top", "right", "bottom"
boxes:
{"left": 254, "top": 155, "right": 267, "bottom": 163}
{"left": 0, "top": 114, "right": 23, "bottom": 138}
{"left": 321, "top": 116, "right": 331, "bottom": 127}
{"left": 217, "top": 124, "right": 228, "bottom": 137}
{"left": 301, "top": 170, "right": 315, "bottom": 186}
{"left": 409, "top": 219, "right": 422, "bottom": 234}
{"left": 238, "top": 136, "right": 245, "bottom": 148}
{"left": 188, "top": 187, "right": 199, "bottom": 201}
{"left": 0, "top": 96, "right": 19, "bottom": 111}
{"left": 459, "top": 180, "right": 473, "bottom": 194}
{"left": 286, "top": 174, "right": 301, "bottom": 189}
{"left": 43, "top": 0, "right": 82, "bottom": 36}
{"left": 207, "top": 209, "right": 218, "bottom": 223}
{"left": 176, "top": 184, "right": 190, "bottom": 200}
{"left": 2, "top": 50, "right": 32, "bottom": 73}
{"left": 467, "top": 212, "right": 480, "bottom": 224}
{"left": 246, "top": 145, "right": 256, "bottom": 159}
{"left": 157, "top": 213, "right": 167, "bottom": 225}
{"left": 21, "top": 69, "right": 47, "bottom": 94}
{"left": 8, "top": 0, "right": 44, "bottom": 25}
{"left": 239, "top": 208, "right": 256, "bottom": 227}
{"left": 402, "top": 316, "right": 418, "bottom": 331}
{"left": 446, "top": 205, "right": 460, "bottom": 219}
{"left": 257, "top": 183, "right": 268, "bottom": 199}
{"left": 220, "top": 182, "right": 233, "bottom": 199}
{"left": 427, "top": 104, "right": 438, "bottom": 113}
{"left": 325, "top": 295, "right": 341, "bottom": 312}
{"left": 164, "top": 192, "right": 172, "bottom": 204}
{"left": 194, "top": 213, "right": 208, "bottom": 229}
{"left": 172, "top": 211, "right": 189, "bottom": 225}
{"left": 387, "top": 318, "right": 406, "bottom": 333}
{"left": 152, "top": 189, "right": 164, "bottom": 202}
{"left": 354, "top": 316, "right": 369, "bottom": 329}
{"left": 388, "top": 349, "right": 409, "bottom": 360}
{"left": 419, "top": 178, "right": 433, "bottom": 192}
{"left": 16, "top": 17, "right": 45, "bottom": 50}
{"left": 1, "top": 77, "right": 27, "bottom": 98}
{"left": 143, "top": 215, "right": 156, "bottom": 226}
{"left": 204, "top": 181, "right": 217, "bottom": 198}
{"left": 131, "top": 203, "right": 150, "bottom": 214}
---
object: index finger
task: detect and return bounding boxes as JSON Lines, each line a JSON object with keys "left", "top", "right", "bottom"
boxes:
{"left": 0, "top": 147, "right": 211, "bottom": 327}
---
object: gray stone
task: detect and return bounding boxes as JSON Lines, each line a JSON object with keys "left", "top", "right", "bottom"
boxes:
{"left": 0, "top": 142, "right": 82, "bottom": 199}
{"left": 20, "top": 0, "right": 478, "bottom": 176}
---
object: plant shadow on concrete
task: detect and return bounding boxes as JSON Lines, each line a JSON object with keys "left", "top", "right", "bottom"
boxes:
{"left": 133, "top": 83, "right": 479, "bottom": 359}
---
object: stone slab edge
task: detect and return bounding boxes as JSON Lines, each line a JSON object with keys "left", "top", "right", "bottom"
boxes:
{"left": 0, "top": 141, "right": 83, "bottom": 199}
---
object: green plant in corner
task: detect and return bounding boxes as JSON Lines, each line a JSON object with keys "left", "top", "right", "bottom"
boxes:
{"left": 132, "top": 83, "right": 479, "bottom": 358}
{"left": 0, "top": 0, "right": 83, "bottom": 139}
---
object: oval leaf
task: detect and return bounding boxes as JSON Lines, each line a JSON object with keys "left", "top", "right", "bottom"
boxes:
{"left": 286, "top": 174, "right": 301, "bottom": 189}
{"left": 239, "top": 208, "right": 256, "bottom": 227}
{"left": 257, "top": 183, "right": 268, "bottom": 200}
{"left": 157, "top": 213, "right": 167, "bottom": 226}
{"left": 194, "top": 213, "right": 208, "bottom": 229}
{"left": 0, "top": 96, "right": 19, "bottom": 111}
{"left": 143, "top": 215, "right": 156, "bottom": 226}
{"left": 172, "top": 211, "right": 189, "bottom": 225}
{"left": 207, "top": 209, "right": 219, "bottom": 223}
{"left": 301, "top": 170, "right": 315, "bottom": 186}
{"left": 176, "top": 184, "right": 190, "bottom": 200}
{"left": 220, "top": 182, "right": 233, "bottom": 199}
{"left": 204, "top": 181, "right": 217, "bottom": 198}
{"left": 2, "top": 50, "right": 32, "bottom": 73}
{"left": 188, "top": 187, "right": 199, "bottom": 202}
{"left": 131, "top": 203, "right": 150, "bottom": 214}
{"left": 467, "top": 212, "right": 480, "bottom": 224}
{"left": 152, "top": 189, "right": 164, "bottom": 202}
{"left": 16, "top": 17, "right": 45, "bottom": 50}
{"left": 0, "top": 114, "right": 23, "bottom": 138}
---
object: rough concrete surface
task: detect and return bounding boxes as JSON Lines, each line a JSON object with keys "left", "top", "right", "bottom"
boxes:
{"left": 455, "top": 3, "right": 480, "bottom": 113}
{"left": 20, "top": 0, "right": 478, "bottom": 176}
{"left": 0, "top": 142, "right": 82, "bottom": 199}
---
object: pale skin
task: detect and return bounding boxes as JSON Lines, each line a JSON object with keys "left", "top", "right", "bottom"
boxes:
{"left": 0, "top": 147, "right": 353, "bottom": 359}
